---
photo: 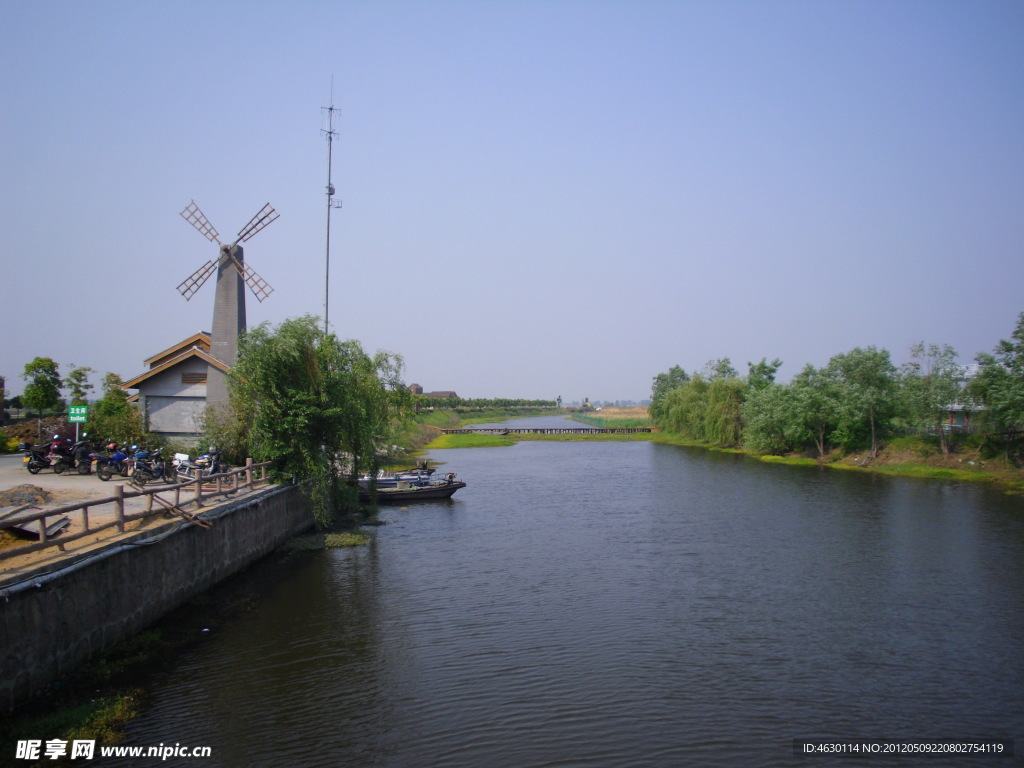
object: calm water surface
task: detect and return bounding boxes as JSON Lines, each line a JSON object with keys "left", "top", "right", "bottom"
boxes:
{"left": 110, "top": 417, "right": 1024, "bottom": 767}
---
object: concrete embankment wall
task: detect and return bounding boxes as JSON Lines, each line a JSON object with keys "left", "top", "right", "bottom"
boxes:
{"left": 0, "top": 484, "right": 313, "bottom": 712}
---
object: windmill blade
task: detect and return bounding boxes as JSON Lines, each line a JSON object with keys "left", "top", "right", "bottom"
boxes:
{"left": 180, "top": 201, "right": 221, "bottom": 243}
{"left": 235, "top": 203, "right": 279, "bottom": 244}
{"left": 176, "top": 260, "right": 217, "bottom": 301}
{"left": 230, "top": 256, "right": 274, "bottom": 303}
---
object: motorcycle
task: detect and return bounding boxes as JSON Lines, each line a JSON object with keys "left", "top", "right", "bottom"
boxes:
{"left": 20, "top": 442, "right": 54, "bottom": 475}
{"left": 174, "top": 447, "right": 228, "bottom": 482}
{"left": 68, "top": 435, "right": 94, "bottom": 475}
{"left": 131, "top": 447, "right": 174, "bottom": 485}
{"left": 48, "top": 438, "right": 76, "bottom": 475}
{"left": 95, "top": 442, "right": 131, "bottom": 482}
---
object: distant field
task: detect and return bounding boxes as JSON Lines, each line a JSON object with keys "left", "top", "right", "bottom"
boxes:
{"left": 569, "top": 406, "right": 652, "bottom": 429}
{"left": 426, "top": 433, "right": 516, "bottom": 449}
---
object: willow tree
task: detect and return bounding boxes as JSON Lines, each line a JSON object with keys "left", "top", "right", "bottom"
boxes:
{"left": 650, "top": 365, "right": 690, "bottom": 425}
{"left": 229, "top": 316, "right": 409, "bottom": 526}
{"left": 662, "top": 374, "right": 709, "bottom": 439}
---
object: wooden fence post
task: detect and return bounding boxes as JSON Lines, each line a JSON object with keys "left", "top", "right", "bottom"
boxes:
{"left": 114, "top": 485, "right": 125, "bottom": 533}
{"left": 246, "top": 458, "right": 253, "bottom": 489}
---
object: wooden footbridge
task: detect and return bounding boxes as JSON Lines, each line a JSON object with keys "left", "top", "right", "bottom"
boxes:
{"left": 441, "top": 427, "right": 652, "bottom": 435}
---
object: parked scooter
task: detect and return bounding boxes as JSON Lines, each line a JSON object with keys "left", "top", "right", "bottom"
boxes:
{"left": 174, "top": 446, "right": 228, "bottom": 481}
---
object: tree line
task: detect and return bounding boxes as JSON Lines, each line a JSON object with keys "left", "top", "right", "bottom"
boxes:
{"left": 4, "top": 358, "right": 144, "bottom": 446}
{"left": 413, "top": 396, "right": 558, "bottom": 410}
{"left": 650, "top": 312, "right": 1024, "bottom": 458}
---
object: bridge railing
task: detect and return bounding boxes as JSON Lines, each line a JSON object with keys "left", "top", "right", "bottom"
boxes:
{"left": 0, "top": 459, "right": 274, "bottom": 564}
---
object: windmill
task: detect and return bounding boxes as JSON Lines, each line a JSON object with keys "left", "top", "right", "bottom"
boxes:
{"left": 177, "top": 200, "right": 278, "bottom": 408}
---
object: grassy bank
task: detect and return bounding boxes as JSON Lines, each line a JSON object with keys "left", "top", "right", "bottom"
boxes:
{"left": 421, "top": 406, "right": 655, "bottom": 450}
{"left": 394, "top": 407, "right": 564, "bottom": 458}
{"left": 655, "top": 432, "right": 1024, "bottom": 495}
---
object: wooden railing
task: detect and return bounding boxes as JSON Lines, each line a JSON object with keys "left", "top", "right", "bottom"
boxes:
{"left": 0, "top": 459, "right": 275, "bottom": 564}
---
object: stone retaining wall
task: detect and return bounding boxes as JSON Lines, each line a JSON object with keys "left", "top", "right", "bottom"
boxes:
{"left": 0, "top": 484, "right": 313, "bottom": 712}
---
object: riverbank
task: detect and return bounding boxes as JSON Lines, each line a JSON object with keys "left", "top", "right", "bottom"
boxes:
{"left": 654, "top": 432, "right": 1024, "bottom": 496}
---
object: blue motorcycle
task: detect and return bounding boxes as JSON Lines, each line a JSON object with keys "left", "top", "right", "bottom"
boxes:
{"left": 131, "top": 447, "right": 174, "bottom": 485}
{"left": 95, "top": 442, "right": 130, "bottom": 482}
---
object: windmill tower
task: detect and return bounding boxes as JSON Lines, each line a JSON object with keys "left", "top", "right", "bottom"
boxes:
{"left": 177, "top": 200, "right": 278, "bottom": 409}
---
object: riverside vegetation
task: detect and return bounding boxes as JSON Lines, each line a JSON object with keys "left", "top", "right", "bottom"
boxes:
{"left": 649, "top": 312, "right": 1024, "bottom": 493}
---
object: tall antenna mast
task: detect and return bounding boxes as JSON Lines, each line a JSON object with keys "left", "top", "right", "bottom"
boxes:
{"left": 322, "top": 79, "right": 343, "bottom": 334}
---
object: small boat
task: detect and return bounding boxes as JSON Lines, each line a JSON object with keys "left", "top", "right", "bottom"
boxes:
{"left": 358, "top": 471, "right": 466, "bottom": 503}
{"left": 358, "top": 466, "right": 435, "bottom": 490}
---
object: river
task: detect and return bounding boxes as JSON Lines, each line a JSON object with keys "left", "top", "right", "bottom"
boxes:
{"left": 108, "top": 417, "right": 1023, "bottom": 767}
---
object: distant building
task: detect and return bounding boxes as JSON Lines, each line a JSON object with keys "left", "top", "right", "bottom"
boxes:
{"left": 408, "top": 384, "right": 458, "bottom": 399}
{"left": 123, "top": 332, "right": 226, "bottom": 444}
{"left": 944, "top": 363, "right": 984, "bottom": 430}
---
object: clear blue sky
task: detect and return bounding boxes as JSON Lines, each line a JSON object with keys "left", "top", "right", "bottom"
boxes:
{"left": 3, "top": 0, "right": 1022, "bottom": 402}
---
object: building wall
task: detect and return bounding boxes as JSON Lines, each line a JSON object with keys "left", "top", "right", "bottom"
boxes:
{"left": 146, "top": 395, "right": 206, "bottom": 435}
{"left": 135, "top": 359, "right": 212, "bottom": 437}
{"left": 0, "top": 485, "right": 313, "bottom": 712}
{"left": 136, "top": 359, "right": 211, "bottom": 398}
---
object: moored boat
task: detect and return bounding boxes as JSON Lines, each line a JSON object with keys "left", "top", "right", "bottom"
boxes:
{"left": 358, "top": 471, "right": 465, "bottom": 503}
{"left": 357, "top": 465, "right": 435, "bottom": 489}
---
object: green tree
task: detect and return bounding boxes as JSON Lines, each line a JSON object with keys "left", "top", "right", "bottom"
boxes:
{"left": 650, "top": 365, "right": 690, "bottom": 424}
{"left": 64, "top": 365, "right": 96, "bottom": 406}
{"left": 94, "top": 373, "right": 131, "bottom": 416}
{"left": 662, "top": 375, "right": 709, "bottom": 439}
{"left": 21, "top": 357, "right": 62, "bottom": 416}
{"left": 743, "top": 383, "right": 795, "bottom": 455}
{"left": 229, "top": 316, "right": 409, "bottom": 527}
{"left": 89, "top": 373, "right": 145, "bottom": 445}
{"left": 746, "top": 358, "right": 782, "bottom": 392}
{"left": 702, "top": 358, "right": 738, "bottom": 380}
{"left": 970, "top": 312, "right": 1024, "bottom": 432}
{"left": 705, "top": 376, "right": 746, "bottom": 446}
{"left": 787, "top": 363, "right": 843, "bottom": 457}
{"left": 828, "top": 347, "right": 897, "bottom": 456}
{"left": 899, "top": 343, "right": 961, "bottom": 454}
